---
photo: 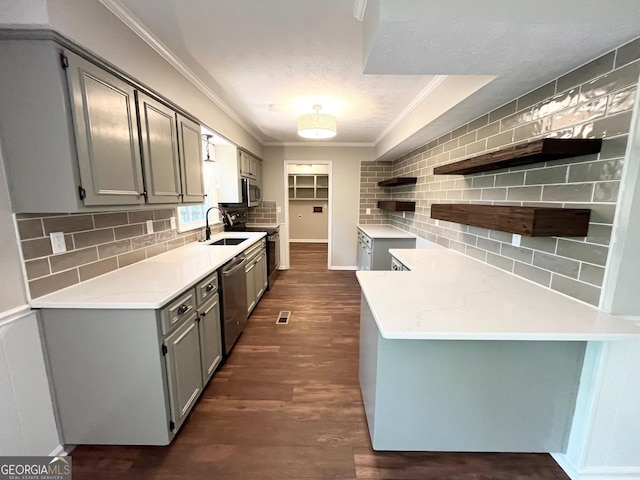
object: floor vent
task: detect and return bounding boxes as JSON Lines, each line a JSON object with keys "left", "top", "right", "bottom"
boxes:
{"left": 276, "top": 311, "right": 291, "bottom": 324}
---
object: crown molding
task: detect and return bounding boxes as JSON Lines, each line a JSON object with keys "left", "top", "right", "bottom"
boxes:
{"left": 98, "top": 0, "right": 264, "bottom": 142}
{"left": 375, "top": 75, "right": 448, "bottom": 144}
{"left": 353, "top": 0, "right": 368, "bottom": 21}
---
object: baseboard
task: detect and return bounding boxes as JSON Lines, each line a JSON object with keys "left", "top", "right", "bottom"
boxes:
{"left": 329, "top": 265, "right": 357, "bottom": 271}
{"left": 552, "top": 453, "right": 640, "bottom": 480}
{"left": 289, "top": 239, "right": 328, "bottom": 243}
{"left": 49, "top": 444, "right": 73, "bottom": 457}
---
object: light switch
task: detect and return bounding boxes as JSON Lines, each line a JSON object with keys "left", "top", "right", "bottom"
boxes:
{"left": 146, "top": 220, "right": 154, "bottom": 234}
{"left": 366, "top": 208, "right": 371, "bottom": 215}
{"left": 512, "top": 234, "right": 522, "bottom": 247}
{"left": 277, "top": 206, "right": 282, "bottom": 213}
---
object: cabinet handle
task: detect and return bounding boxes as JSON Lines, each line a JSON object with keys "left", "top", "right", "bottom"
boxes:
{"left": 177, "top": 304, "right": 190, "bottom": 315}
{"left": 205, "top": 283, "right": 215, "bottom": 292}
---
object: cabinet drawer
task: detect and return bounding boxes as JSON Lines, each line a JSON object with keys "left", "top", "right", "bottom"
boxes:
{"left": 195, "top": 272, "right": 218, "bottom": 306}
{"left": 160, "top": 289, "right": 197, "bottom": 334}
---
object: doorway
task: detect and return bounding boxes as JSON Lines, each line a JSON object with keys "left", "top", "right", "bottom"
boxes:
{"left": 283, "top": 161, "right": 332, "bottom": 269}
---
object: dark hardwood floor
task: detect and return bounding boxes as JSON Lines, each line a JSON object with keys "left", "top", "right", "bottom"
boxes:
{"left": 71, "top": 242, "right": 570, "bottom": 479}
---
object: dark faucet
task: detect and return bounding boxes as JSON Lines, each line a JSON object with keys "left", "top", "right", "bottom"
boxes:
{"left": 205, "top": 206, "right": 224, "bottom": 241}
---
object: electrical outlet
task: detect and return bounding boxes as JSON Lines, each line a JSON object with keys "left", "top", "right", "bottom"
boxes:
{"left": 50, "top": 232, "right": 66, "bottom": 254}
{"left": 146, "top": 220, "right": 154, "bottom": 234}
{"left": 366, "top": 208, "right": 371, "bottom": 215}
{"left": 277, "top": 206, "right": 281, "bottom": 213}
{"left": 512, "top": 233, "right": 522, "bottom": 247}
{"left": 403, "top": 212, "right": 406, "bottom": 218}
{"left": 435, "top": 219, "right": 440, "bottom": 226}
{"left": 170, "top": 216, "right": 177, "bottom": 230}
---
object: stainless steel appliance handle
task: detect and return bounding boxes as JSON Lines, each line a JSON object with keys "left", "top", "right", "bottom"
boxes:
{"left": 223, "top": 256, "right": 247, "bottom": 276}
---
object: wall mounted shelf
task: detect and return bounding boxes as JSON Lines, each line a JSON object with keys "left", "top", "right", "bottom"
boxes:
{"left": 378, "top": 177, "right": 417, "bottom": 187}
{"left": 430, "top": 204, "right": 591, "bottom": 237}
{"left": 433, "top": 138, "right": 602, "bottom": 175}
{"left": 378, "top": 201, "right": 416, "bottom": 212}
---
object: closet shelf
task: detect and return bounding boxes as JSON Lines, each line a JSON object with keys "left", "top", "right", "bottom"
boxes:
{"left": 430, "top": 204, "right": 591, "bottom": 237}
{"left": 433, "top": 138, "right": 602, "bottom": 175}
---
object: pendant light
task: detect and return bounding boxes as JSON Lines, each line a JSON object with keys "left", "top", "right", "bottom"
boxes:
{"left": 297, "top": 104, "right": 337, "bottom": 139}
{"left": 202, "top": 134, "right": 215, "bottom": 162}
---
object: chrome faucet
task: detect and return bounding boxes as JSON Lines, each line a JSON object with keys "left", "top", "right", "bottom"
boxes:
{"left": 205, "top": 206, "right": 225, "bottom": 241}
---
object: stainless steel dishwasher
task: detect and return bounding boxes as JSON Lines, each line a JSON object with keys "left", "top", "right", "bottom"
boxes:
{"left": 219, "top": 255, "right": 248, "bottom": 355}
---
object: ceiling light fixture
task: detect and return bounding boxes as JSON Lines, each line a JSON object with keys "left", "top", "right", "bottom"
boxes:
{"left": 297, "top": 104, "right": 337, "bottom": 139}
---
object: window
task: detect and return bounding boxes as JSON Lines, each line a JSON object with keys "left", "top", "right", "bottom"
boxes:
{"left": 176, "top": 161, "right": 221, "bottom": 232}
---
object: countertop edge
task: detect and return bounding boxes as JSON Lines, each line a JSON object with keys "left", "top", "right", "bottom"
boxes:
{"left": 29, "top": 232, "right": 266, "bottom": 310}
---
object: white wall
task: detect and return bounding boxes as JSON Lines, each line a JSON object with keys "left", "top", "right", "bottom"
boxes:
{"left": 264, "top": 146, "right": 374, "bottom": 268}
{"left": 289, "top": 201, "right": 328, "bottom": 241}
{"left": 0, "top": 142, "right": 60, "bottom": 455}
{"left": 554, "top": 70, "right": 640, "bottom": 480}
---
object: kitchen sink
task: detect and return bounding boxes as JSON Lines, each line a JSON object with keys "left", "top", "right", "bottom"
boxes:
{"left": 209, "top": 237, "right": 248, "bottom": 246}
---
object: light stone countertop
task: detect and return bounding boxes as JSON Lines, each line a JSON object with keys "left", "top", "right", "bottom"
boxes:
{"left": 357, "top": 248, "right": 640, "bottom": 341}
{"left": 29, "top": 232, "right": 266, "bottom": 310}
{"left": 358, "top": 224, "right": 417, "bottom": 239}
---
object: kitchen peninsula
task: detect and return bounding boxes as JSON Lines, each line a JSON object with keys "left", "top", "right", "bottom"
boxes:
{"left": 356, "top": 249, "right": 640, "bottom": 452}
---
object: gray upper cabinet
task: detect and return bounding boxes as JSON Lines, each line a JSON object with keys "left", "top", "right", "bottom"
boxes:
{"left": 65, "top": 50, "right": 146, "bottom": 206}
{"left": 177, "top": 114, "right": 205, "bottom": 203}
{"left": 0, "top": 36, "right": 204, "bottom": 213}
{"left": 137, "top": 92, "right": 182, "bottom": 204}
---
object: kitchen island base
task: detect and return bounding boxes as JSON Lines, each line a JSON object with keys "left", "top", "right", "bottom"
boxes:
{"left": 359, "top": 297, "right": 586, "bottom": 452}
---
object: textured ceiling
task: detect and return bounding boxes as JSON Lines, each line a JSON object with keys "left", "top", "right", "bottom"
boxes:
{"left": 112, "top": 0, "right": 437, "bottom": 145}
{"left": 106, "top": 0, "right": 640, "bottom": 158}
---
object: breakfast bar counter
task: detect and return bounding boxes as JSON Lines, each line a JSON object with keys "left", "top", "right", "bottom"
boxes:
{"left": 356, "top": 249, "right": 640, "bottom": 453}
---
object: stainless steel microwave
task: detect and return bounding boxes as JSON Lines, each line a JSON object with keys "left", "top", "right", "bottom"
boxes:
{"left": 244, "top": 178, "right": 261, "bottom": 207}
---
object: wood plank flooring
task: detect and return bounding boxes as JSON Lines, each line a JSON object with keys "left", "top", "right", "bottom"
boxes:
{"left": 70, "top": 243, "right": 570, "bottom": 479}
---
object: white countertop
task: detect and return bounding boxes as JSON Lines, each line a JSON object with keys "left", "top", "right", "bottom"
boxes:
{"left": 358, "top": 224, "right": 416, "bottom": 239}
{"left": 30, "top": 232, "right": 266, "bottom": 310}
{"left": 357, "top": 248, "right": 640, "bottom": 341}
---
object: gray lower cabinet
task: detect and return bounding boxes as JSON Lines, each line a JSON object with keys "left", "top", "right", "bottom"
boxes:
{"left": 245, "top": 240, "right": 268, "bottom": 315}
{"left": 357, "top": 228, "right": 416, "bottom": 271}
{"left": 198, "top": 293, "right": 223, "bottom": 384}
{"left": 0, "top": 36, "right": 203, "bottom": 212}
{"left": 39, "top": 276, "right": 222, "bottom": 445}
{"left": 164, "top": 312, "right": 203, "bottom": 433}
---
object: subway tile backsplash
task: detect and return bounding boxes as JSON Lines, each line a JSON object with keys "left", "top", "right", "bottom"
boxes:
{"left": 360, "top": 37, "right": 640, "bottom": 306}
{"left": 16, "top": 208, "right": 223, "bottom": 299}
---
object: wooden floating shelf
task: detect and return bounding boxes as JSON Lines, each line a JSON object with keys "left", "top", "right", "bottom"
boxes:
{"left": 430, "top": 204, "right": 591, "bottom": 237}
{"left": 433, "top": 138, "right": 602, "bottom": 175}
{"left": 378, "top": 177, "right": 417, "bottom": 187}
{"left": 378, "top": 201, "right": 416, "bottom": 212}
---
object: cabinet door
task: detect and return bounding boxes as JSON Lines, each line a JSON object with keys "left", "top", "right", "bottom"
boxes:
{"left": 256, "top": 253, "right": 268, "bottom": 299}
{"left": 177, "top": 114, "right": 205, "bottom": 203}
{"left": 65, "top": 50, "right": 145, "bottom": 206}
{"left": 137, "top": 92, "right": 182, "bottom": 204}
{"left": 198, "top": 293, "right": 222, "bottom": 385}
{"left": 164, "top": 315, "right": 203, "bottom": 432}
{"left": 246, "top": 261, "right": 256, "bottom": 314}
